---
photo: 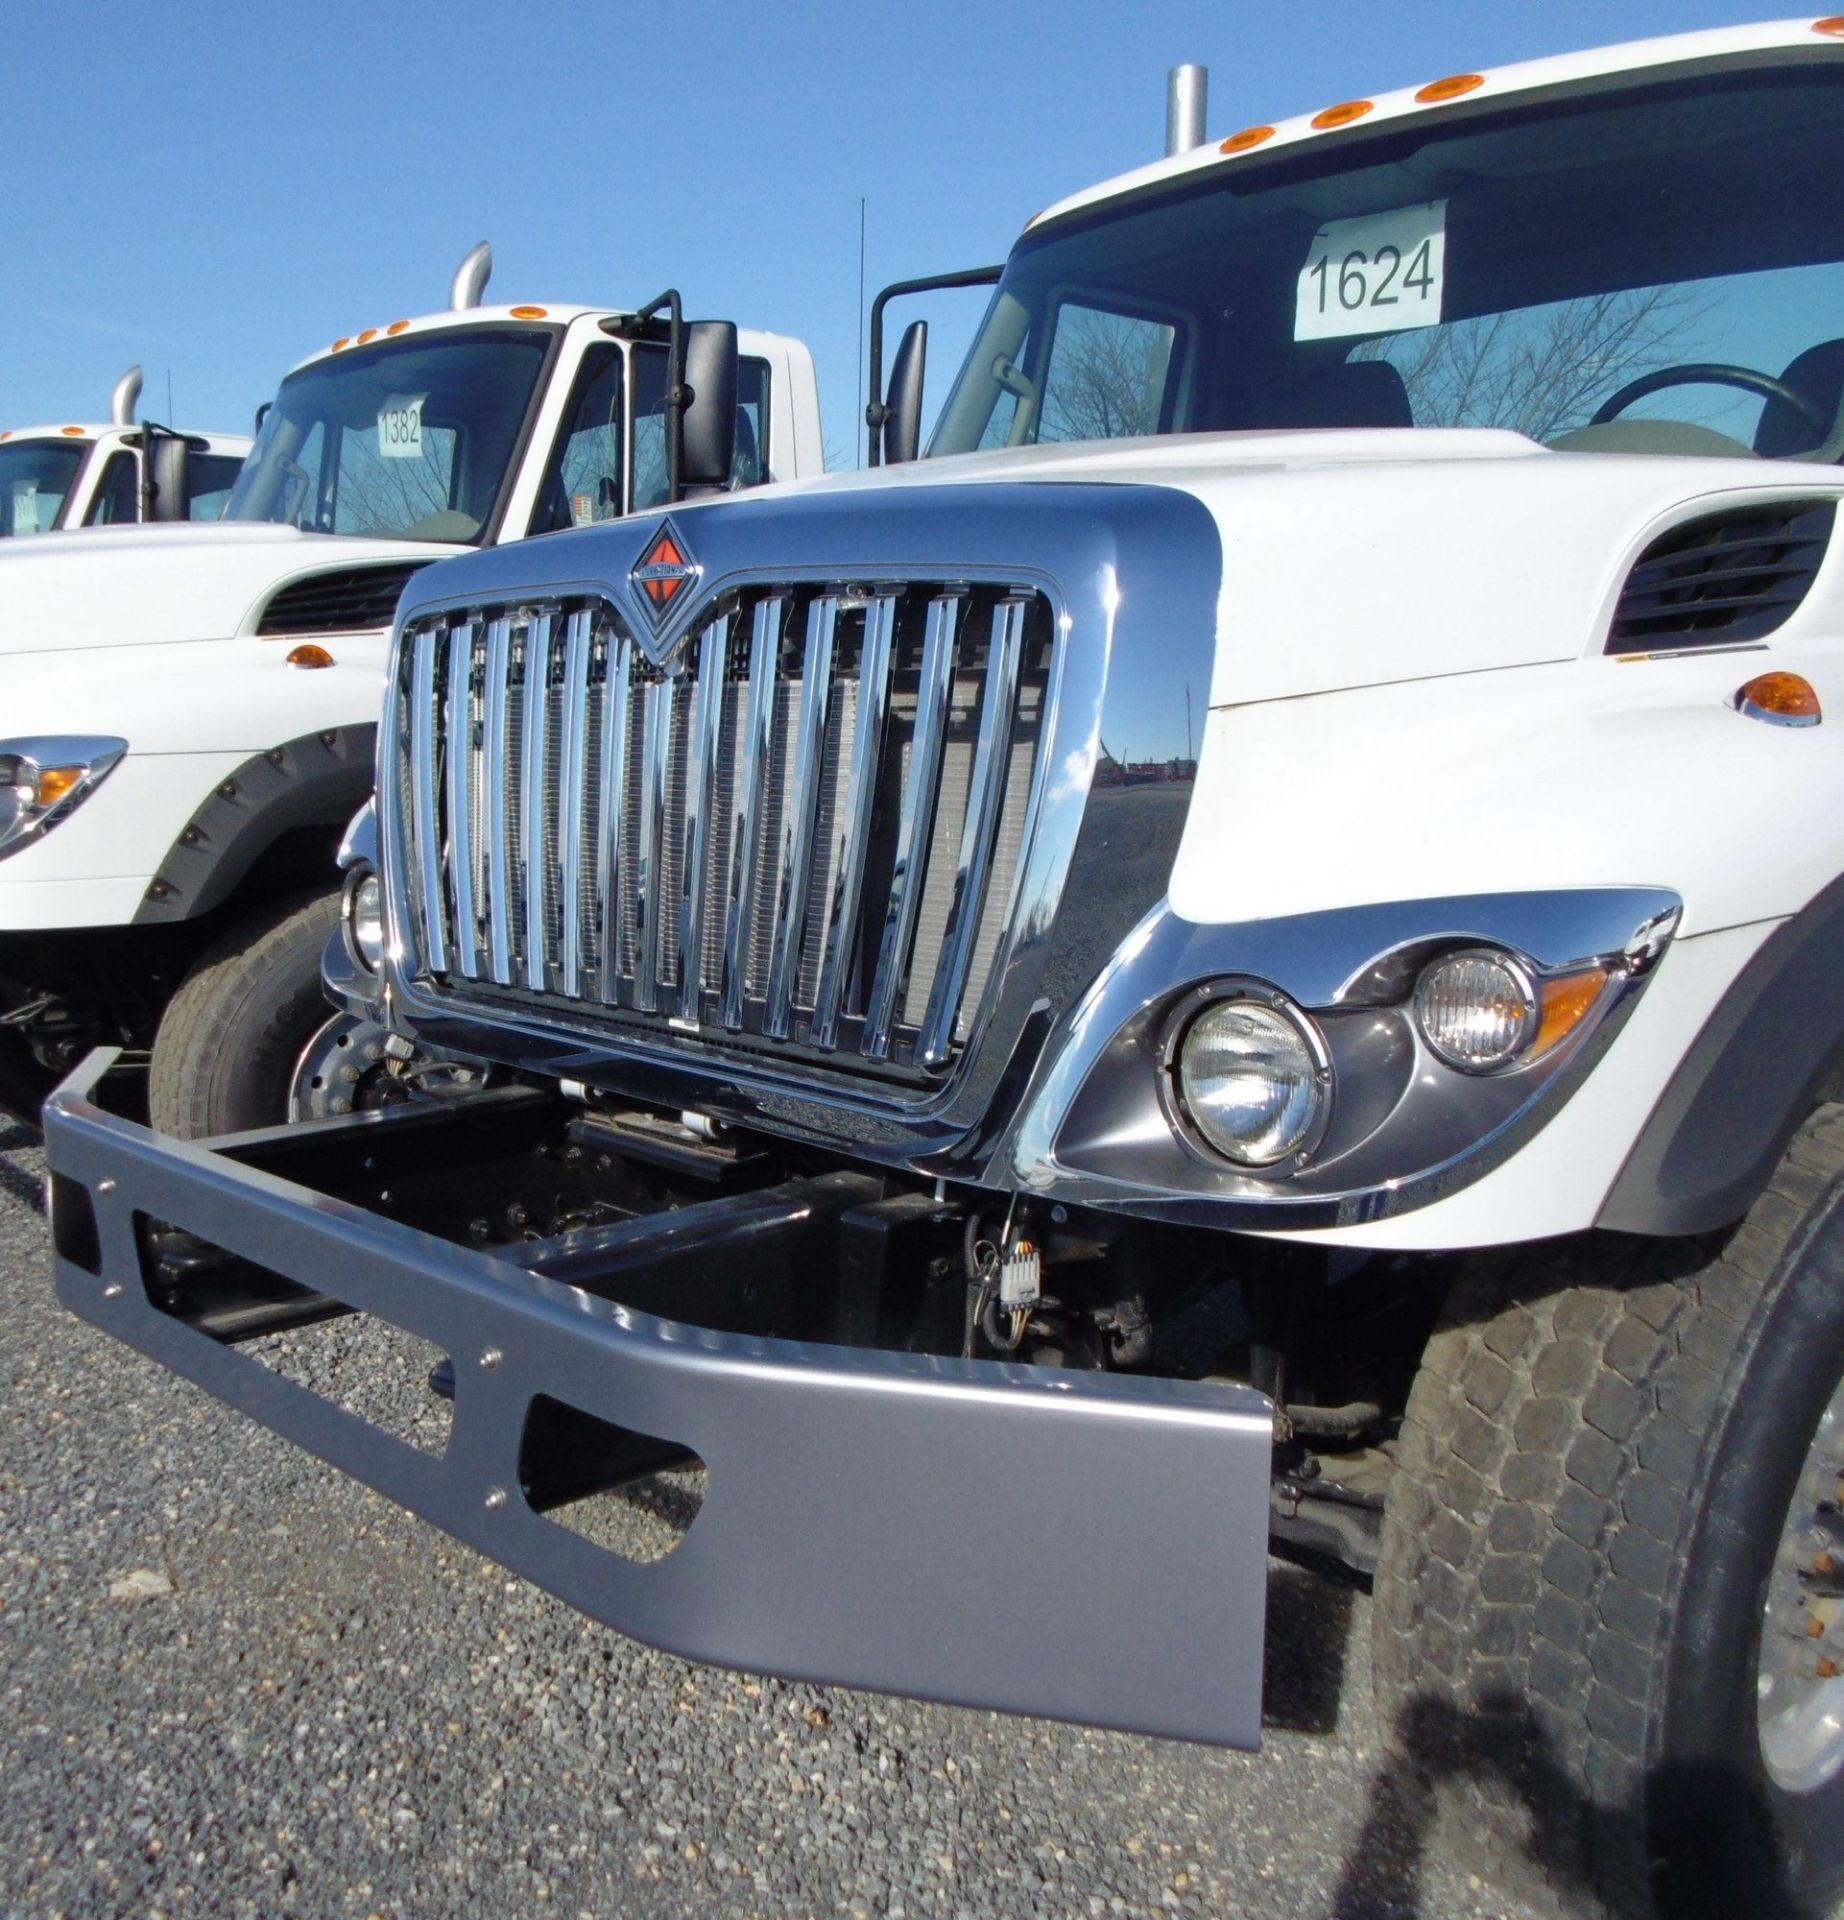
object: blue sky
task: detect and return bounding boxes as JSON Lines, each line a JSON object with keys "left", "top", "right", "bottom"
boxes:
{"left": 2, "top": 0, "right": 1803, "bottom": 463}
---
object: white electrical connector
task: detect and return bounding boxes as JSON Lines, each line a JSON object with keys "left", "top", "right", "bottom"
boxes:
{"left": 998, "top": 1238, "right": 1042, "bottom": 1310}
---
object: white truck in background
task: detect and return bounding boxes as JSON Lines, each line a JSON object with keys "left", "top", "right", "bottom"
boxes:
{"left": 0, "top": 245, "right": 823, "bottom": 1131}
{"left": 0, "top": 366, "right": 248, "bottom": 535}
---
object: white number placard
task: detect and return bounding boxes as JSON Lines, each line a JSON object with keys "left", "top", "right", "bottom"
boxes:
{"left": 1295, "top": 201, "right": 1446, "bottom": 341}
{"left": 377, "top": 393, "right": 426, "bottom": 459}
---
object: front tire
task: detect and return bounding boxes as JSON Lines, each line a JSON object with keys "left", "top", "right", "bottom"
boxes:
{"left": 1374, "top": 1107, "right": 1844, "bottom": 1920}
{"left": 149, "top": 891, "right": 345, "bottom": 1138}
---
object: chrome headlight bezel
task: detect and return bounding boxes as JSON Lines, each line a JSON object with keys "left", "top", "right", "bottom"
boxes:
{"left": 1159, "top": 979, "right": 1334, "bottom": 1174}
{"left": 0, "top": 735, "right": 128, "bottom": 861}
{"left": 1412, "top": 946, "right": 1542, "bottom": 1075}
{"left": 342, "top": 866, "right": 386, "bottom": 974}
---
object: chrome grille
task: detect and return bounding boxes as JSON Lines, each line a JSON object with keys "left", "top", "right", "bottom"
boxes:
{"left": 392, "top": 582, "right": 1055, "bottom": 1076}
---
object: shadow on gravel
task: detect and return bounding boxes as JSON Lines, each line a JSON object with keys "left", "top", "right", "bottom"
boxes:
{"left": 0, "top": 1125, "right": 45, "bottom": 1213}
{"left": 1328, "top": 1690, "right": 1802, "bottom": 1920}
{"left": 1260, "top": 1554, "right": 1361, "bottom": 1736}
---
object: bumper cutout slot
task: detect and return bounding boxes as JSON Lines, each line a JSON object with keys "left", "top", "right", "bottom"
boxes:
{"left": 521, "top": 1394, "right": 705, "bottom": 1563}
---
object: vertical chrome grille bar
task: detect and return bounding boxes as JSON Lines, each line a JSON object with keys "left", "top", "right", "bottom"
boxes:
{"left": 918, "top": 597, "right": 1028, "bottom": 1066}
{"left": 556, "top": 609, "right": 594, "bottom": 998}
{"left": 810, "top": 591, "right": 897, "bottom": 1049}
{"left": 520, "top": 612, "right": 554, "bottom": 991}
{"left": 763, "top": 595, "right": 835, "bottom": 1038}
{"left": 631, "top": 671, "right": 673, "bottom": 1013}
{"left": 722, "top": 594, "right": 786, "bottom": 1030}
{"left": 481, "top": 615, "right": 514, "bottom": 986}
{"left": 676, "top": 613, "right": 730, "bottom": 1022}
{"left": 596, "top": 628, "right": 634, "bottom": 1005}
{"left": 444, "top": 618, "right": 480, "bottom": 977}
{"left": 408, "top": 623, "right": 447, "bottom": 974}
{"left": 862, "top": 592, "right": 960, "bottom": 1058}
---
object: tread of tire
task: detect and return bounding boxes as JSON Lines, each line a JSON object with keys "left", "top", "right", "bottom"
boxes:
{"left": 1372, "top": 1103, "right": 1844, "bottom": 1919}
{"left": 148, "top": 891, "right": 339, "bottom": 1139}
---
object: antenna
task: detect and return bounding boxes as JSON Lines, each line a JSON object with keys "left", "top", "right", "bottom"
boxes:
{"left": 856, "top": 197, "right": 867, "bottom": 470}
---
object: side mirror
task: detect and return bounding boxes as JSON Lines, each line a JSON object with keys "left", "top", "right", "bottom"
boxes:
{"left": 678, "top": 320, "right": 739, "bottom": 495}
{"left": 141, "top": 427, "right": 192, "bottom": 523}
{"left": 882, "top": 320, "right": 928, "bottom": 464}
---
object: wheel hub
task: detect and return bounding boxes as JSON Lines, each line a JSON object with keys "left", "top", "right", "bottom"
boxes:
{"left": 288, "top": 1016, "right": 403, "bottom": 1122}
{"left": 1758, "top": 1371, "right": 1844, "bottom": 1795}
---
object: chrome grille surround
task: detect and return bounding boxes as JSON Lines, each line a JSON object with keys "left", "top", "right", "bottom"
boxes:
{"left": 388, "top": 576, "right": 1060, "bottom": 1085}
{"left": 367, "top": 485, "right": 1224, "bottom": 1168}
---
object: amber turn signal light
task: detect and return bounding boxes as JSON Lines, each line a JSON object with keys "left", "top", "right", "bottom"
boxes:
{"left": 1416, "top": 72, "right": 1485, "bottom": 103}
{"left": 1220, "top": 124, "right": 1277, "bottom": 154}
{"left": 285, "top": 644, "right": 336, "bottom": 670}
{"left": 1736, "top": 672, "right": 1821, "bottom": 727}
{"left": 1533, "top": 968, "right": 1611, "bottom": 1060}
{"left": 29, "top": 766, "right": 87, "bottom": 809}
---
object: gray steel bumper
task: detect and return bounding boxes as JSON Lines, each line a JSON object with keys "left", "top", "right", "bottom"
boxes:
{"left": 44, "top": 1050, "right": 1275, "bottom": 1748}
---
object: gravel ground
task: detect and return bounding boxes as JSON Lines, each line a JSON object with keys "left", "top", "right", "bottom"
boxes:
{"left": 0, "top": 1120, "right": 1541, "bottom": 1920}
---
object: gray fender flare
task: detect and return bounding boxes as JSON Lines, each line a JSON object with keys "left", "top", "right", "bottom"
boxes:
{"left": 134, "top": 724, "right": 376, "bottom": 924}
{"left": 1598, "top": 869, "right": 1844, "bottom": 1236}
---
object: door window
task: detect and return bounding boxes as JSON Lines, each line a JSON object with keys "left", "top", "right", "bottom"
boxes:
{"left": 1037, "top": 303, "right": 1178, "bottom": 443}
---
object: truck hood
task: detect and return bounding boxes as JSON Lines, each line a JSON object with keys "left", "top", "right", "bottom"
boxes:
{"left": 0, "top": 522, "right": 460, "bottom": 657}
{"left": 730, "top": 429, "right": 1844, "bottom": 704}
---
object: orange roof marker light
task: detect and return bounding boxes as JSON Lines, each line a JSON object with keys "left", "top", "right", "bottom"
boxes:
{"left": 1312, "top": 99, "right": 1375, "bottom": 131}
{"left": 1417, "top": 72, "right": 1486, "bottom": 104}
{"left": 60, "top": 426, "right": 85, "bottom": 437}
{"left": 1814, "top": 16, "right": 1844, "bottom": 35}
{"left": 1219, "top": 124, "right": 1276, "bottom": 155}
{"left": 1736, "top": 671, "right": 1822, "bottom": 727}
{"left": 509, "top": 305, "right": 549, "bottom": 320}
{"left": 357, "top": 328, "right": 378, "bottom": 345}
{"left": 387, "top": 320, "right": 410, "bottom": 336}
{"left": 331, "top": 337, "right": 351, "bottom": 352}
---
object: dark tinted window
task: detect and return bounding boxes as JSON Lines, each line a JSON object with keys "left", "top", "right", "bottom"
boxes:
{"left": 85, "top": 451, "right": 140, "bottom": 525}
{"left": 0, "top": 440, "right": 86, "bottom": 536}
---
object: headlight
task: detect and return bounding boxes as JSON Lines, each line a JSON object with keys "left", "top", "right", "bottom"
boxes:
{"left": 0, "top": 735, "right": 127, "bottom": 861}
{"left": 1414, "top": 948, "right": 1539, "bottom": 1073}
{"left": 1175, "top": 996, "right": 1328, "bottom": 1167}
{"left": 344, "top": 869, "right": 385, "bottom": 972}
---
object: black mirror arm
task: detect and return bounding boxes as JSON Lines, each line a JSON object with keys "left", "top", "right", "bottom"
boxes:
{"left": 864, "top": 265, "right": 1002, "bottom": 467}
{"left": 624, "top": 289, "right": 688, "bottom": 501}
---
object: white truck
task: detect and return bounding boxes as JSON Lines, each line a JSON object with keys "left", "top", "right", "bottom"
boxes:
{"left": 1, "top": 366, "right": 247, "bottom": 536}
{"left": 44, "top": 21, "right": 1844, "bottom": 1920}
{"left": 0, "top": 247, "right": 822, "bottom": 1130}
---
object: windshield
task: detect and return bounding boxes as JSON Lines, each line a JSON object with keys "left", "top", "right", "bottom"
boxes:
{"left": 226, "top": 327, "right": 553, "bottom": 543}
{"left": 0, "top": 440, "right": 88, "bottom": 536}
{"left": 933, "top": 60, "right": 1844, "bottom": 464}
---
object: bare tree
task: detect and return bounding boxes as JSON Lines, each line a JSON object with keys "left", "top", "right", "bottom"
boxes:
{"left": 1038, "top": 308, "right": 1173, "bottom": 443}
{"left": 1354, "top": 284, "right": 1719, "bottom": 441}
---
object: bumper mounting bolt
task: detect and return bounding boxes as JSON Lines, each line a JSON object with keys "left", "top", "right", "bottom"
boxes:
{"left": 98, "top": 1178, "right": 116, "bottom": 1194}
{"left": 484, "top": 1486, "right": 508, "bottom": 1512}
{"left": 480, "top": 1347, "right": 502, "bottom": 1371}
{"left": 101, "top": 1283, "right": 123, "bottom": 1300}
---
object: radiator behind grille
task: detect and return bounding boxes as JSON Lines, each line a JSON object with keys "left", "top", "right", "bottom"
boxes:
{"left": 394, "top": 582, "right": 1055, "bottom": 1076}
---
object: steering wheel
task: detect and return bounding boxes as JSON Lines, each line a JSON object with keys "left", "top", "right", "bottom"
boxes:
{"left": 1591, "top": 362, "right": 1829, "bottom": 432}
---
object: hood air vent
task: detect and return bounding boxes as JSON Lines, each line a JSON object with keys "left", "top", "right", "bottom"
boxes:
{"left": 1608, "top": 501, "right": 1836, "bottom": 654}
{"left": 258, "top": 563, "right": 429, "bottom": 637}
